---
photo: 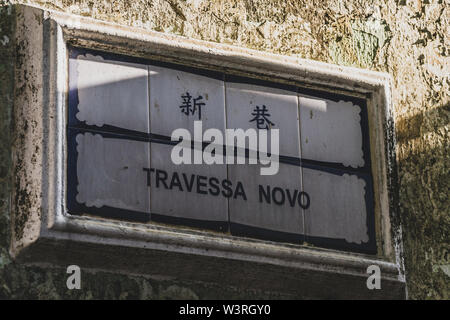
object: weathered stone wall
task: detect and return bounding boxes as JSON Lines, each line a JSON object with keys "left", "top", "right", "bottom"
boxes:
{"left": 0, "top": 0, "right": 448, "bottom": 299}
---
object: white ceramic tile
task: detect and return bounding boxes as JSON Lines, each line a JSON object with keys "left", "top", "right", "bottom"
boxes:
{"left": 228, "top": 163, "right": 304, "bottom": 236}
{"left": 149, "top": 66, "right": 225, "bottom": 138}
{"left": 149, "top": 143, "right": 228, "bottom": 222}
{"left": 299, "top": 96, "right": 364, "bottom": 168}
{"left": 72, "top": 53, "right": 149, "bottom": 133}
{"left": 75, "top": 132, "right": 150, "bottom": 213}
{"left": 302, "top": 168, "right": 369, "bottom": 244}
{"left": 226, "top": 82, "right": 300, "bottom": 158}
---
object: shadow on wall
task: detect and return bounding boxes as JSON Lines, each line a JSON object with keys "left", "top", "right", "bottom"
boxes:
{"left": 395, "top": 102, "right": 449, "bottom": 299}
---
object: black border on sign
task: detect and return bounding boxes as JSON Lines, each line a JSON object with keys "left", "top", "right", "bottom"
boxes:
{"left": 66, "top": 46, "right": 377, "bottom": 254}
{"left": 230, "top": 222, "right": 304, "bottom": 245}
{"left": 151, "top": 213, "right": 228, "bottom": 233}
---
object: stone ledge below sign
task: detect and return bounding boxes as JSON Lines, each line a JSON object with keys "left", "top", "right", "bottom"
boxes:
{"left": 19, "top": 215, "right": 405, "bottom": 299}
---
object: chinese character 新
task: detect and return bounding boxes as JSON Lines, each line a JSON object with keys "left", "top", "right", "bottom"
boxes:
{"left": 179, "top": 92, "right": 206, "bottom": 120}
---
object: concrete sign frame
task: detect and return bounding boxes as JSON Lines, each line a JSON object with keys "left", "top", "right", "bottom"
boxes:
{"left": 10, "top": 5, "right": 405, "bottom": 299}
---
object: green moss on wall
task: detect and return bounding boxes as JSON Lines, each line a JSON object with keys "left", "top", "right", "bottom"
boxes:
{"left": 0, "top": 0, "right": 448, "bottom": 299}
{"left": 1, "top": 263, "right": 300, "bottom": 299}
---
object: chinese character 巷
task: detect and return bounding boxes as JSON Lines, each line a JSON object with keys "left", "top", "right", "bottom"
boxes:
{"left": 179, "top": 92, "right": 206, "bottom": 120}
{"left": 249, "top": 105, "right": 275, "bottom": 130}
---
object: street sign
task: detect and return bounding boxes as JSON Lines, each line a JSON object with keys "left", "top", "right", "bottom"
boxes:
{"left": 67, "top": 47, "right": 376, "bottom": 253}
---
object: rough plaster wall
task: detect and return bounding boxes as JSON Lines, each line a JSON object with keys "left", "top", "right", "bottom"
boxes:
{"left": 0, "top": 0, "right": 448, "bottom": 299}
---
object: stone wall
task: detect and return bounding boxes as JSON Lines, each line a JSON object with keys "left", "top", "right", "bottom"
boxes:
{"left": 0, "top": 0, "right": 448, "bottom": 299}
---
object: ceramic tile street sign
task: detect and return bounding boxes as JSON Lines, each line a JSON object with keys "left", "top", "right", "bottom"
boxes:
{"left": 67, "top": 47, "right": 376, "bottom": 253}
